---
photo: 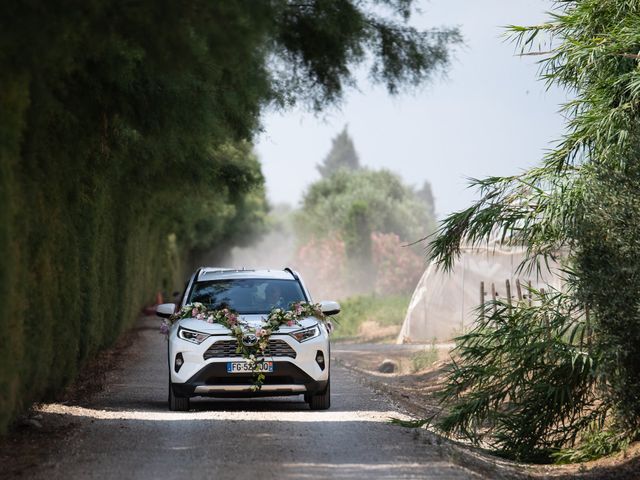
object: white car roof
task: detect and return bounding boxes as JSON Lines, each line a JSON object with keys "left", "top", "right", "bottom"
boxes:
{"left": 196, "top": 268, "right": 297, "bottom": 282}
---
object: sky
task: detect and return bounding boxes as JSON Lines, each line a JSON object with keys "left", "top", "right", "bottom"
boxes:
{"left": 255, "top": 0, "right": 567, "bottom": 219}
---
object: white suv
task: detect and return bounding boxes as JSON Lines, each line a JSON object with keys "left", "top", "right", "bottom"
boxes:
{"left": 156, "top": 267, "right": 339, "bottom": 411}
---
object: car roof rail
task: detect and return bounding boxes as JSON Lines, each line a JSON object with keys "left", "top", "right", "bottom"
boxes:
{"left": 284, "top": 267, "right": 299, "bottom": 280}
{"left": 197, "top": 267, "right": 261, "bottom": 280}
{"left": 197, "top": 267, "right": 233, "bottom": 279}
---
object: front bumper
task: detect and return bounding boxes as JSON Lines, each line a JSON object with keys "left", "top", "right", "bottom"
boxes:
{"left": 172, "top": 362, "right": 328, "bottom": 398}
{"left": 168, "top": 324, "right": 330, "bottom": 398}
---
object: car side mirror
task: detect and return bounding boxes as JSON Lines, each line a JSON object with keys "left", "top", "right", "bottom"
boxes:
{"left": 320, "top": 300, "right": 340, "bottom": 316}
{"left": 156, "top": 303, "right": 177, "bottom": 318}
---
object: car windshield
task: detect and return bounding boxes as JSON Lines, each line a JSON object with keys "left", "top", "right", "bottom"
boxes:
{"left": 187, "top": 278, "right": 307, "bottom": 314}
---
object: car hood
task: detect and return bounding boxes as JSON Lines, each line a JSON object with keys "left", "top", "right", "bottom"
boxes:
{"left": 176, "top": 314, "right": 319, "bottom": 334}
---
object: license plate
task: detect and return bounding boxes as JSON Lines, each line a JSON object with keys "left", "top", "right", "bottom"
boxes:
{"left": 226, "top": 361, "right": 273, "bottom": 374}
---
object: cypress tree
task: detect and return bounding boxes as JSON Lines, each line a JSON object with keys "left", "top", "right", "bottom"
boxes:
{"left": 317, "top": 126, "right": 361, "bottom": 178}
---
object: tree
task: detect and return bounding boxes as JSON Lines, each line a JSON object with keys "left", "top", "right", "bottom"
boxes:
{"left": 428, "top": 0, "right": 640, "bottom": 461}
{"left": 296, "top": 168, "right": 435, "bottom": 294}
{"left": 317, "top": 126, "right": 360, "bottom": 177}
{"left": 416, "top": 180, "right": 436, "bottom": 221}
{"left": 298, "top": 168, "right": 434, "bottom": 243}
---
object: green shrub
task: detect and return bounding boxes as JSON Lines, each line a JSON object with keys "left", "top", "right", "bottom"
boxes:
{"left": 436, "top": 290, "right": 601, "bottom": 462}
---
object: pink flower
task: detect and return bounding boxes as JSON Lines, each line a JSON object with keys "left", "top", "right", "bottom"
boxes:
{"left": 196, "top": 313, "right": 205, "bottom": 320}
{"left": 191, "top": 308, "right": 199, "bottom": 316}
{"left": 207, "top": 315, "right": 214, "bottom": 323}
{"left": 287, "top": 320, "right": 295, "bottom": 327}
{"left": 159, "top": 323, "right": 170, "bottom": 335}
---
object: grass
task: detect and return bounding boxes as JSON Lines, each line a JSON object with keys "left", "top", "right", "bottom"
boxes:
{"left": 410, "top": 343, "right": 439, "bottom": 372}
{"left": 552, "top": 428, "right": 630, "bottom": 464}
{"left": 331, "top": 294, "right": 410, "bottom": 341}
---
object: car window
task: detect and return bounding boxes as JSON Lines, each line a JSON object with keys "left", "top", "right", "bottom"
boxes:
{"left": 187, "top": 279, "right": 306, "bottom": 314}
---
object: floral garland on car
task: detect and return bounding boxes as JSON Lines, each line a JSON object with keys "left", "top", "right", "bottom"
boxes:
{"left": 161, "top": 301, "right": 326, "bottom": 390}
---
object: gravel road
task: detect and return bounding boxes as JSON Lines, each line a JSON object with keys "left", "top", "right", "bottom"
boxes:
{"left": 18, "top": 316, "right": 484, "bottom": 480}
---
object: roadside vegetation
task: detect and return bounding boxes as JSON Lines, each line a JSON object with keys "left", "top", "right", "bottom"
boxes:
{"left": 427, "top": 0, "right": 640, "bottom": 463}
{"left": 0, "top": 1, "right": 461, "bottom": 434}
{"left": 410, "top": 344, "right": 439, "bottom": 373}
{"left": 331, "top": 294, "right": 410, "bottom": 342}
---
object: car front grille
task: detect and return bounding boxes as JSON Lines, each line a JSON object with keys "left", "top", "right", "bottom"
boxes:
{"left": 203, "top": 339, "right": 297, "bottom": 360}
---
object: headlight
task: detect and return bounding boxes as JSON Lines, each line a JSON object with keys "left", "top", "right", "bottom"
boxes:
{"left": 178, "top": 327, "right": 211, "bottom": 344}
{"left": 290, "top": 325, "right": 320, "bottom": 342}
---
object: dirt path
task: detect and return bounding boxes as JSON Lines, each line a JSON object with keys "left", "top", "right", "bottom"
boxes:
{"left": 1, "top": 316, "right": 486, "bottom": 480}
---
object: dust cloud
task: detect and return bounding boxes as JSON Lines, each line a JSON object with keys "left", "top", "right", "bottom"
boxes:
{"left": 221, "top": 231, "right": 425, "bottom": 303}
{"left": 221, "top": 228, "right": 345, "bottom": 302}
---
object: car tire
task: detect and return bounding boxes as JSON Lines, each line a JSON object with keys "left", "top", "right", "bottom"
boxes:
{"left": 308, "top": 379, "right": 330, "bottom": 410}
{"left": 168, "top": 382, "right": 190, "bottom": 411}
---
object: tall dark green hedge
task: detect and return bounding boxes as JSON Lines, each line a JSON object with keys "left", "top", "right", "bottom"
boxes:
{"left": 0, "top": 0, "right": 460, "bottom": 433}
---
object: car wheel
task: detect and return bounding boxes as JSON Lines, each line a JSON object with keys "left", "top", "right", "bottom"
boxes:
{"left": 168, "top": 382, "right": 190, "bottom": 411}
{"left": 308, "top": 378, "right": 330, "bottom": 410}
